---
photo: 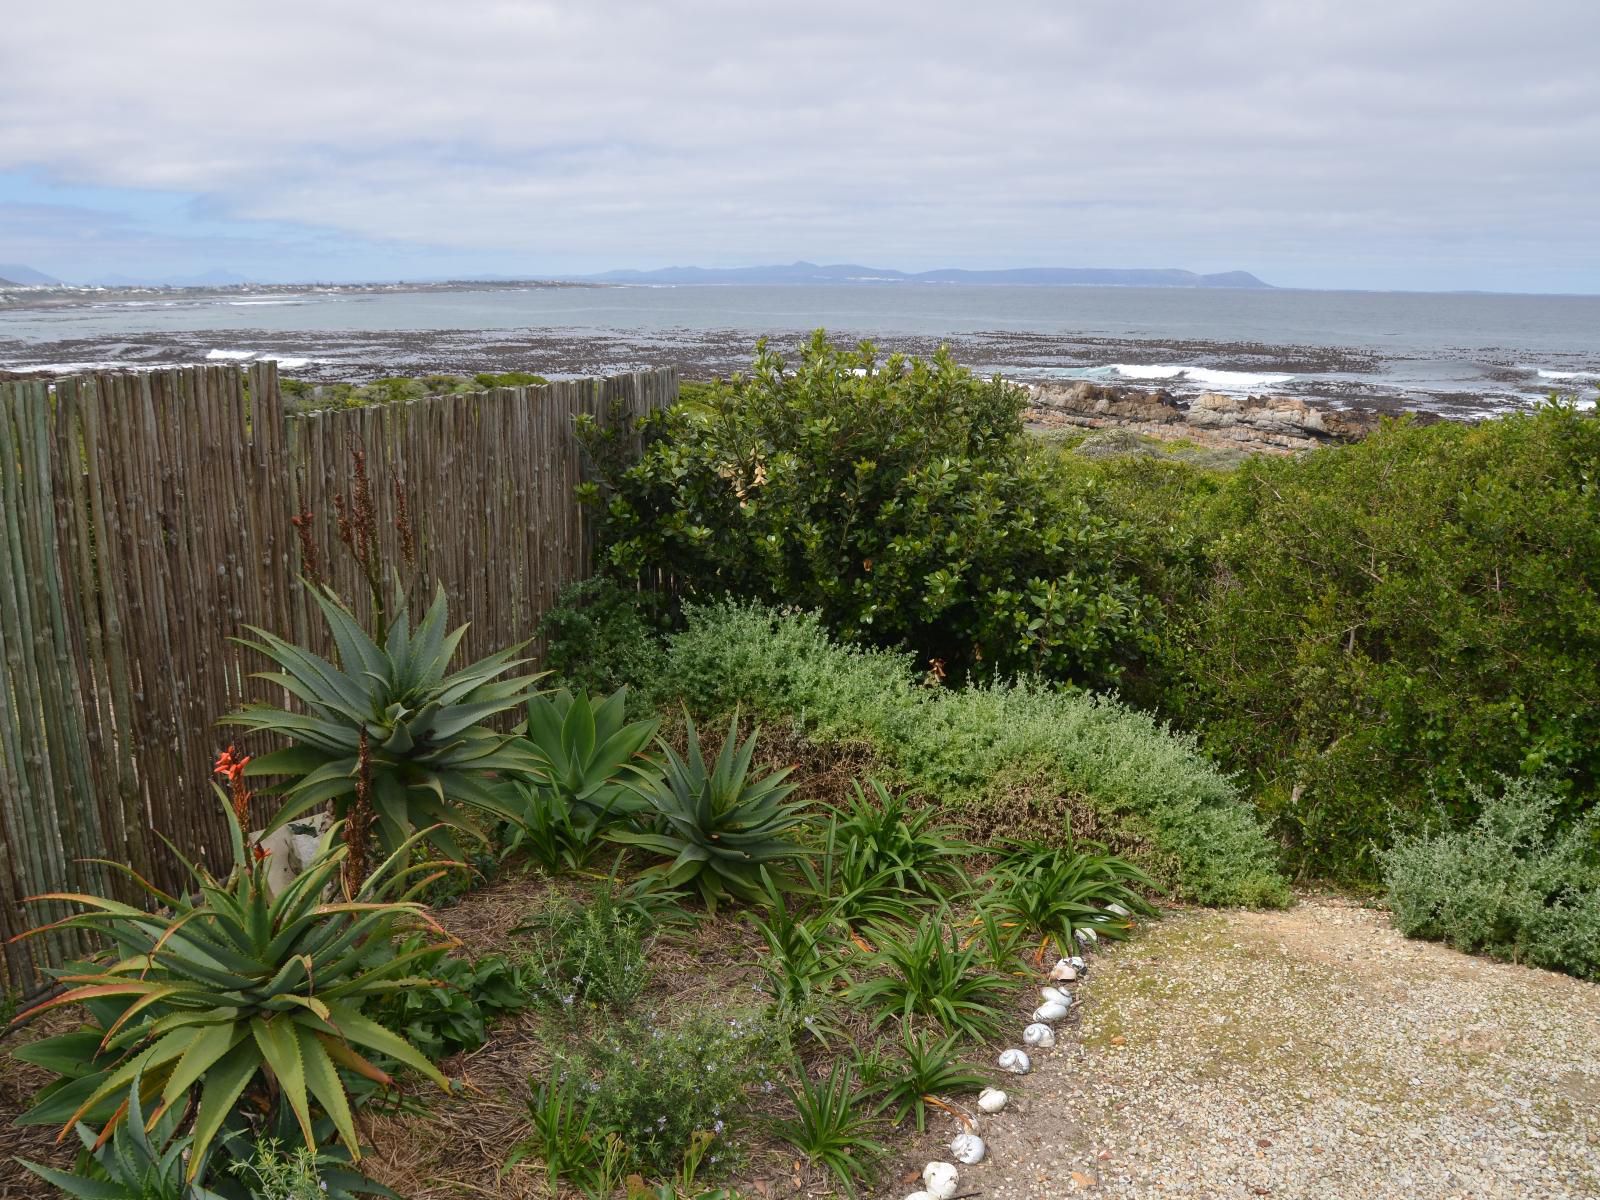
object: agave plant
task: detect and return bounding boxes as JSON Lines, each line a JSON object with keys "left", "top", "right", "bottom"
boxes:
{"left": 979, "top": 840, "right": 1158, "bottom": 960}
{"left": 501, "top": 686, "right": 660, "bottom": 870}
{"left": 11, "top": 795, "right": 452, "bottom": 1178}
{"left": 610, "top": 713, "right": 806, "bottom": 911}
{"left": 19, "top": 1070, "right": 227, "bottom": 1200}
{"left": 228, "top": 583, "right": 542, "bottom": 859}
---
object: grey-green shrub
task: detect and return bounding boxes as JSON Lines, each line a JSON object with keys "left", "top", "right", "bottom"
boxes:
{"left": 650, "top": 602, "right": 1288, "bottom": 907}
{"left": 1381, "top": 776, "right": 1600, "bottom": 979}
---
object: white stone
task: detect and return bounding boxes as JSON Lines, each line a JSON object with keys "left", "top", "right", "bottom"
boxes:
{"left": 950, "top": 1133, "right": 986, "bottom": 1165}
{"left": 997, "top": 1048, "right": 1032, "bottom": 1074}
{"left": 923, "top": 1162, "right": 960, "bottom": 1199}
{"left": 1023, "top": 1022, "right": 1056, "bottom": 1049}
{"left": 977, "top": 1087, "right": 1008, "bottom": 1113}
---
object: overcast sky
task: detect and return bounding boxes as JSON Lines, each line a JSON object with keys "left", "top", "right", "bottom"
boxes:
{"left": 1, "top": 1, "right": 1596, "bottom": 292}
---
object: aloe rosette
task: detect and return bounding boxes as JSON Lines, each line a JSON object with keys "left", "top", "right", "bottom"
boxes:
{"left": 12, "top": 798, "right": 453, "bottom": 1177}
{"left": 228, "top": 583, "right": 543, "bottom": 859}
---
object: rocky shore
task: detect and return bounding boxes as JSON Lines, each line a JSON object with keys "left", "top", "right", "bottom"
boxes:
{"left": 1023, "top": 380, "right": 1424, "bottom": 455}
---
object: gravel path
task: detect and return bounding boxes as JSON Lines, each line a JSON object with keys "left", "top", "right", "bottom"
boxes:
{"left": 939, "top": 898, "right": 1600, "bottom": 1200}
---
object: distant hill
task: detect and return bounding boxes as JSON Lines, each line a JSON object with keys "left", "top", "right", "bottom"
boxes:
{"left": 582, "top": 261, "right": 1273, "bottom": 289}
{"left": 0, "top": 263, "right": 62, "bottom": 286}
{"left": 92, "top": 268, "right": 256, "bottom": 287}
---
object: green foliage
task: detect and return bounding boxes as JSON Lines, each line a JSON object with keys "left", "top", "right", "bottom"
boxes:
{"left": 556, "top": 1011, "right": 780, "bottom": 1177}
{"left": 519, "top": 886, "right": 657, "bottom": 1012}
{"left": 365, "top": 936, "right": 533, "bottom": 1059}
{"left": 20, "top": 1078, "right": 224, "bottom": 1200}
{"left": 1382, "top": 775, "right": 1600, "bottom": 979}
{"left": 226, "top": 1136, "right": 397, "bottom": 1200}
{"left": 845, "top": 911, "right": 1010, "bottom": 1041}
{"left": 508, "top": 1073, "right": 607, "bottom": 1195}
{"left": 282, "top": 371, "right": 548, "bottom": 414}
{"left": 612, "top": 713, "right": 807, "bottom": 911}
{"left": 769, "top": 1061, "right": 887, "bottom": 1195}
{"left": 856, "top": 1024, "right": 987, "bottom": 1132}
{"left": 821, "top": 779, "right": 970, "bottom": 910}
{"left": 503, "top": 686, "right": 660, "bottom": 871}
{"left": 1169, "top": 403, "right": 1600, "bottom": 882}
{"left": 537, "top": 578, "right": 670, "bottom": 702}
{"left": 581, "top": 333, "right": 1158, "bottom": 687}
{"left": 14, "top": 798, "right": 450, "bottom": 1174}
{"left": 982, "top": 841, "right": 1158, "bottom": 959}
{"left": 231, "top": 583, "right": 541, "bottom": 860}
{"left": 748, "top": 879, "right": 846, "bottom": 1043}
{"left": 651, "top": 602, "right": 1288, "bottom": 906}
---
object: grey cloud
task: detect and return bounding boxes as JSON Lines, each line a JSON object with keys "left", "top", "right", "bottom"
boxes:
{"left": 1, "top": 0, "right": 1597, "bottom": 289}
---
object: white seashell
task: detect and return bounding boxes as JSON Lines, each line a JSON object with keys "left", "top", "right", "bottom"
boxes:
{"left": 1106, "top": 902, "right": 1130, "bottom": 917}
{"left": 904, "top": 1193, "right": 936, "bottom": 1200}
{"left": 977, "top": 1086, "right": 1008, "bottom": 1113}
{"left": 1022, "top": 1022, "right": 1056, "bottom": 1049}
{"left": 997, "top": 1048, "right": 1032, "bottom": 1074}
{"left": 1040, "top": 986, "right": 1071, "bottom": 1005}
{"left": 950, "top": 1132, "right": 986, "bottom": 1165}
{"left": 1032, "top": 1001, "right": 1070, "bottom": 1023}
{"left": 1074, "top": 926, "right": 1099, "bottom": 945}
{"left": 1069, "top": 955, "right": 1087, "bottom": 971}
{"left": 1048, "top": 957, "right": 1072, "bottom": 980}
{"left": 922, "top": 1162, "right": 960, "bottom": 1199}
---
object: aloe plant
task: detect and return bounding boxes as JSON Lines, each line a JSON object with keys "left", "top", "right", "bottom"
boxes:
{"left": 19, "top": 1074, "right": 227, "bottom": 1199}
{"left": 980, "top": 840, "right": 1158, "bottom": 959}
{"left": 502, "top": 686, "right": 659, "bottom": 869}
{"left": 12, "top": 795, "right": 452, "bottom": 1178}
{"left": 228, "top": 583, "right": 542, "bottom": 859}
{"left": 611, "top": 713, "right": 806, "bottom": 911}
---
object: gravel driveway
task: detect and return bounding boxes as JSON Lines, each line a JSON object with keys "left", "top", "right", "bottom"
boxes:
{"left": 944, "top": 898, "right": 1600, "bottom": 1200}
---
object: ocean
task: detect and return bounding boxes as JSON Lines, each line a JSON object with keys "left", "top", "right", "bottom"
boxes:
{"left": 3, "top": 283, "right": 1598, "bottom": 418}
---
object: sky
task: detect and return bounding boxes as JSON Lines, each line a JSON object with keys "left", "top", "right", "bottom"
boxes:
{"left": 1, "top": 1, "right": 1597, "bottom": 293}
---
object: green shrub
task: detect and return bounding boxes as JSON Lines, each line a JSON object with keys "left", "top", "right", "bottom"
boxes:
{"left": 536, "top": 578, "right": 669, "bottom": 703}
{"left": 649, "top": 602, "right": 1288, "bottom": 906}
{"left": 580, "top": 333, "right": 1158, "bottom": 688}
{"left": 855, "top": 1024, "right": 986, "bottom": 1133}
{"left": 845, "top": 912, "right": 1011, "bottom": 1041}
{"left": 1171, "top": 403, "right": 1600, "bottom": 882}
{"left": 520, "top": 888, "right": 657, "bottom": 1012}
{"left": 981, "top": 841, "right": 1158, "bottom": 959}
{"left": 1381, "top": 775, "right": 1600, "bottom": 979}
{"left": 769, "top": 1060, "right": 887, "bottom": 1194}
{"left": 555, "top": 1011, "right": 780, "bottom": 1177}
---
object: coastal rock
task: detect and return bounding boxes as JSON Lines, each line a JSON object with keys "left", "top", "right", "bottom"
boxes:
{"left": 1026, "top": 380, "right": 1381, "bottom": 455}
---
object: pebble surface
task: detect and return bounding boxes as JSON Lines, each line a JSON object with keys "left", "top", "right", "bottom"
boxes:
{"left": 905, "top": 899, "right": 1600, "bottom": 1200}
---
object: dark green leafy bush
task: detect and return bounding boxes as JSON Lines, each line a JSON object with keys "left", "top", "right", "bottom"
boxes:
{"left": 1381, "top": 775, "right": 1600, "bottom": 979}
{"left": 649, "top": 602, "right": 1287, "bottom": 906}
{"left": 1169, "top": 402, "right": 1600, "bottom": 882}
{"left": 365, "top": 937, "right": 534, "bottom": 1059}
{"left": 536, "top": 578, "right": 669, "bottom": 703}
{"left": 580, "top": 333, "right": 1158, "bottom": 688}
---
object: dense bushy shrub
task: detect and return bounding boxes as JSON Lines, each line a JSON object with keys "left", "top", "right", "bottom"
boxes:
{"left": 1381, "top": 776, "right": 1600, "bottom": 979}
{"left": 536, "top": 577, "right": 669, "bottom": 702}
{"left": 647, "top": 602, "right": 1287, "bottom": 906}
{"left": 579, "top": 333, "right": 1158, "bottom": 689}
{"left": 1169, "top": 403, "right": 1600, "bottom": 882}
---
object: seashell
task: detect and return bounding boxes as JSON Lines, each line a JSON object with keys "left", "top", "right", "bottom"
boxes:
{"left": 904, "top": 1193, "right": 936, "bottom": 1200}
{"left": 1040, "top": 986, "right": 1072, "bottom": 1005}
{"left": 977, "top": 1086, "right": 1009, "bottom": 1113}
{"left": 1032, "top": 1001, "right": 1070, "bottom": 1023}
{"left": 1106, "top": 902, "right": 1130, "bottom": 917}
{"left": 1022, "top": 1022, "right": 1056, "bottom": 1049}
{"left": 1074, "top": 926, "right": 1099, "bottom": 946}
{"left": 997, "top": 1048, "right": 1032, "bottom": 1074}
{"left": 922, "top": 1161, "right": 960, "bottom": 1199}
{"left": 950, "top": 1132, "right": 986, "bottom": 1164}
{"left": 1069, "top": 955, "right": 1087, "bottom": 971}
{"left": 1048, "top": 958, "right": 1077, "bottom": 981}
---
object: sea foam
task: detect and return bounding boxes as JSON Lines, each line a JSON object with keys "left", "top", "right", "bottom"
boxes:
{"left": 1101, "top": 364, "right": 1295, "bottom": 392}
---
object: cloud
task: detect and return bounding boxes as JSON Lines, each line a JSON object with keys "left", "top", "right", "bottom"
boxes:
{"left": 2, "top": 0, "right": 1597, "bottom": 289}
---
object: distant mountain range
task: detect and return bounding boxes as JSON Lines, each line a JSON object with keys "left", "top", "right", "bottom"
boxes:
{"left": 0, "top": 263, "right": 63, "bottom": 286}
{"left": 579, "top": 261, "right": 1273, "bottom": 288}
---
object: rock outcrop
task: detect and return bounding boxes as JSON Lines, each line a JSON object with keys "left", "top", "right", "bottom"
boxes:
{"left": 1025, "top": 380, "right": 1379, "bottom": 454}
